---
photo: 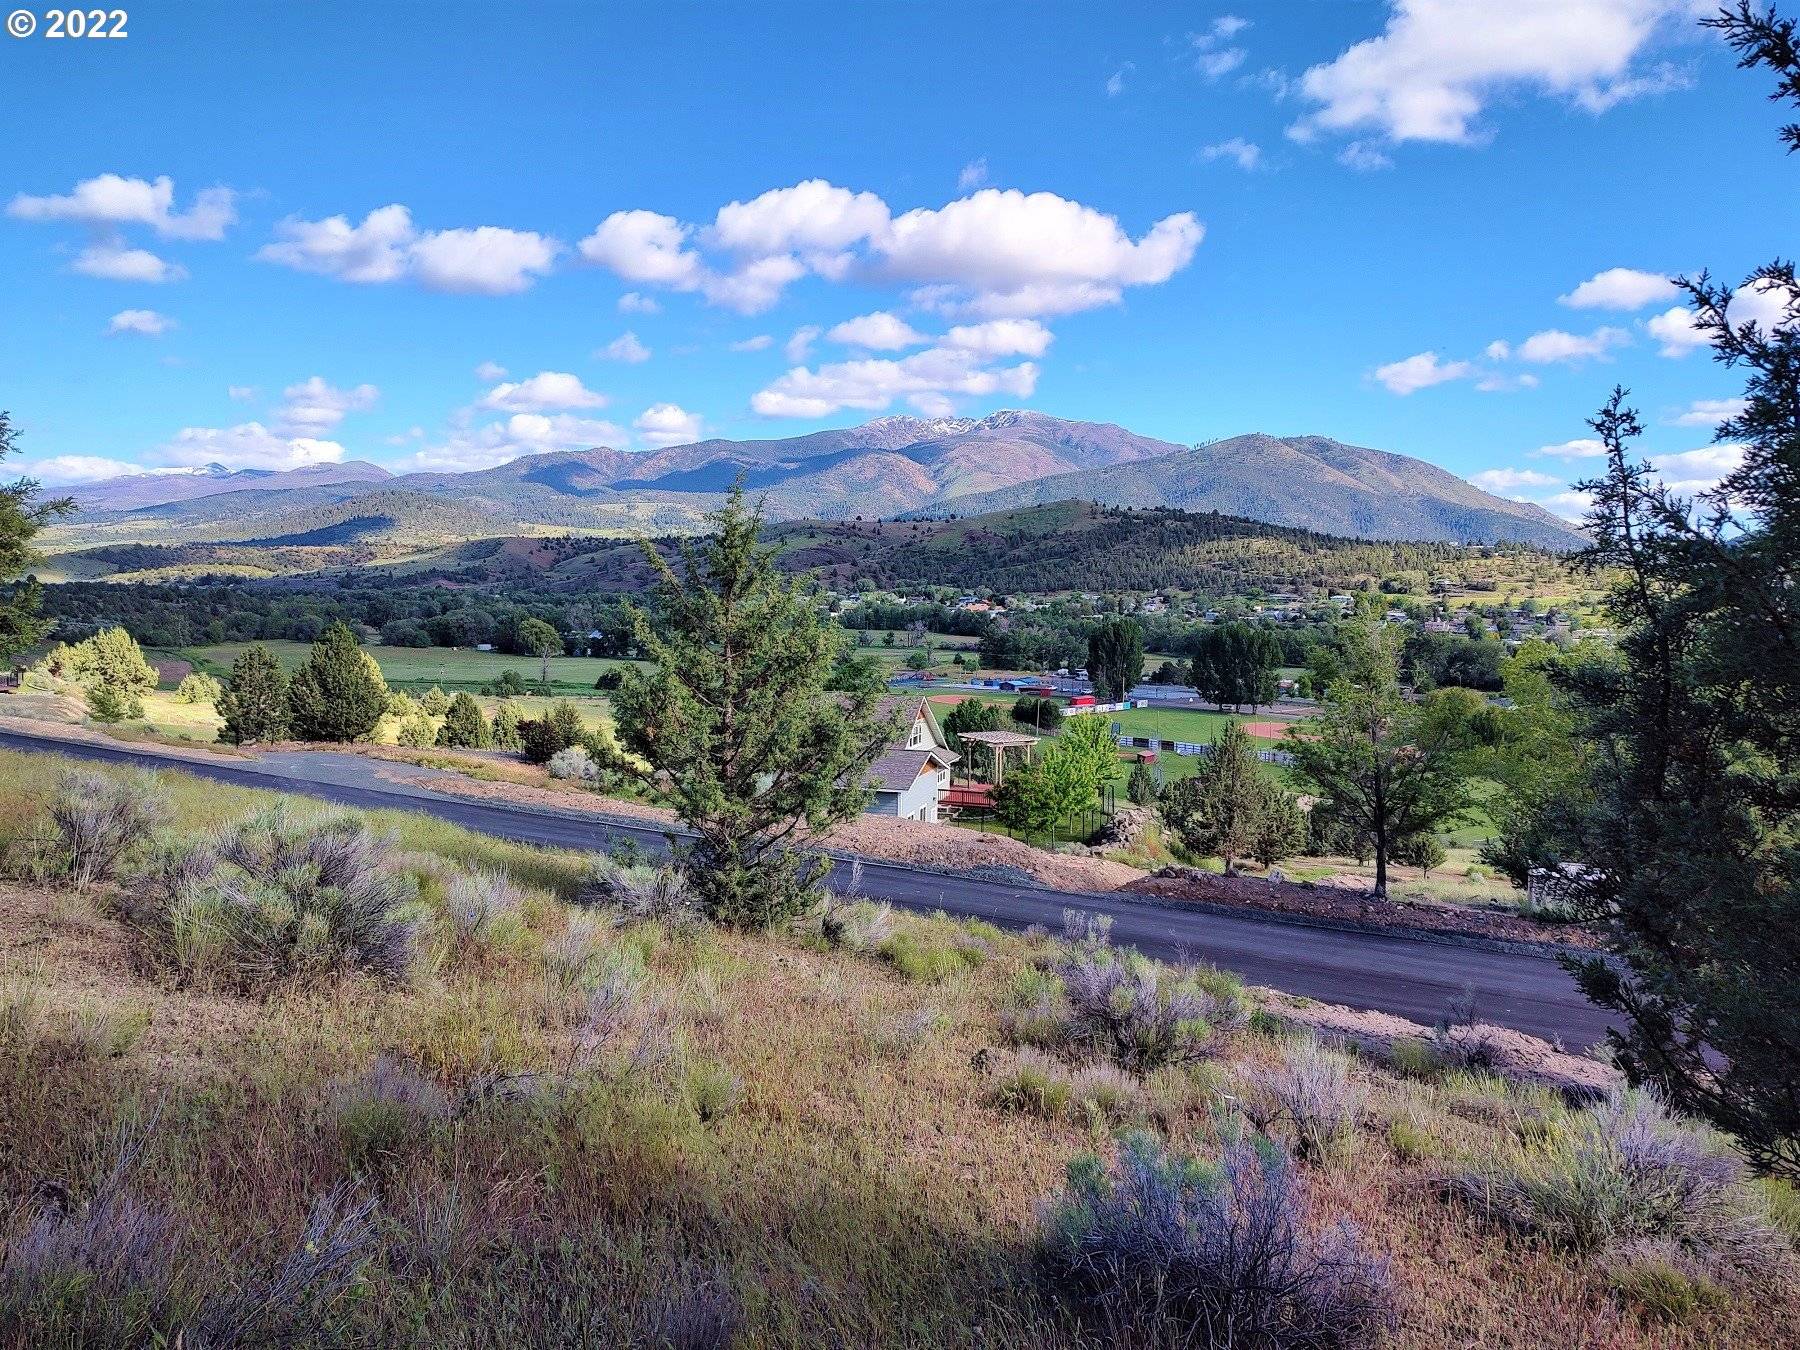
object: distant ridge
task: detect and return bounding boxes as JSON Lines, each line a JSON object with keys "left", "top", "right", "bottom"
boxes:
{"left": 52, "top": 412, "right": 1584, "bottom": 550}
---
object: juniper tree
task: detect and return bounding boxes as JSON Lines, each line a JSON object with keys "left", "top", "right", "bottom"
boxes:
{"left": 286, "top": 622, "right": 387, "bottom": 743}
{"left": 611, "top": 487, "right": 892, "bottom": 927}
{"left": 437, "top": 692, "right": 491, "bottom": 748}
{"left": 218, "top": 644, "right": 290, "bottom": 745}
{"left": 0, "top": 410, "right": 72, "bottom": 663}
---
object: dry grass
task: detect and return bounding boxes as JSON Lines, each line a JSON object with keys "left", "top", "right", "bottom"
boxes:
{"left": 0, "top": 748, "right": 1794, "bottom": 1348}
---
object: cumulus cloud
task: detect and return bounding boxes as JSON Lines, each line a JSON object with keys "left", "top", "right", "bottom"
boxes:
{"left": 1649, "top": 442, "right": 1745, "bottom": 496}
{"left": 942, "top": 318, "right": 1054, "bottom": 358}
{"left": 618, "top": 291, "right": 661, "bottom": 314}
{"left": 20, "top": 455, "right": 170, "bottom": 485}
{"left": 474, "top": 361, "right": 509, "bottom": 382}
{"left": 958, "top": 159, "right": 990, "bottom": 191}
{"left": 700, "top": 253, "right": 808, "bottom": 314}
{"left": 276, "top": 376, "right": 379, "bottom": 435}
{"left": 1200, "top": 138, "right": 1262, "bottom": 171}
{"left": 634, "top": 402, "right": 705, "bottom": 447}
{"left": 105, "top": 308, "right": 175, "bottom": 337}
{"left": 1290, "top": 0, "right": 1690, "bottom": 148}
{"left": 73, "top": 241, "right": 186, "bottom": 283}
{"left": 1337, "top": 141, "right": 1394, "bottom": 171}
{"left": 1648, "top": 279, "right": 1792, "bottom": 357}
{"left": 1471, "top": 466, "right": 1562, "bottom": 492}
{"left": 730, "top": 334, "right": 774, "bottom": 352}
{"left": 785, "top": 325, "right": 822, "bottom": 363}
{"left": 1559, "top": 266, "right": 1677, "bottom": 309}
{"left": 752, "top": 345, "right": 1038, "bottom": 419}
{"left": 599, "top": 332, "right": 652, "bottom": 363}
{"left": 259, "top": 205, "right": 556, "bottom": 294}
{"left": 8, "top": 174, "right": 236, "bottom": 240}
{"left": 578, "top": 210, "right": 705, "bottom": 288}
{"left": 157, "top": 422, "right": 347, "bottom": 472}
{"left": 1542, "top": 488, "right": 1595, "bottom": 520}
{"left": 1191, "top": 16, "right": 1250, "bottom": 79}
{"left": 879, "top": 188, "right": 1202, "bottom": 318}
{"left": 1373, "top": 351, "right": 1474, "bottom": 394}
{"left": 480, "top": 371, "right": 607, "bottom": 413}
{"left": 828, "top": 311, "right": 926, "bottom": 351}
{"left": 711, "top": 179, "right": 889, "bottom": 259}
{"left": 227, "top": 385, "right": 257, "bottom": 402}
{"left": 1531, "top": 437, "right": 1609, "bottom": 459}
{"left": 404, "top": 413, "right": 625, "bottom": 473}
{"left": 1514, "top": 325, "right": 1631, "bottom": 363}
{"left": 1670, "top": 396, "right": 1748, "bottom": 427}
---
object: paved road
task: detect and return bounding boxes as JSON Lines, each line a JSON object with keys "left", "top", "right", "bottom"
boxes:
{"left": 0, "top": 727, "right": 1617, "bottom": 1049}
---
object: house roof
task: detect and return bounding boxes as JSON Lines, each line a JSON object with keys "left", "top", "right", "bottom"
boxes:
{"left": 867, "top": 747, "right": 948, "bottom": 792}
{"left": 957, "top": 730, "right": 1039, "bottom": 748}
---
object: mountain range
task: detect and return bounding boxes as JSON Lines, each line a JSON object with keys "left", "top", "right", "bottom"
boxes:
{"left": 52, "top": 411, "right": 1584, "bottom": 552}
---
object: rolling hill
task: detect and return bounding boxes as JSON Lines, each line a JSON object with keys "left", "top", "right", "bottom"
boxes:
{"left": 48, "top": 411, "right": 1586, "bottom": 556}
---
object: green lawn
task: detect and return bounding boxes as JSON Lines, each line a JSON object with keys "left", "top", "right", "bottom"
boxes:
{"left": 180, "top": 641, "right": 641, "bottom": 695}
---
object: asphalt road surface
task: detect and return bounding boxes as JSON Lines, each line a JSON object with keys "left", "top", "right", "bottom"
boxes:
{"left": 0, "top": 726, "right": 1617, "bottom": 1049}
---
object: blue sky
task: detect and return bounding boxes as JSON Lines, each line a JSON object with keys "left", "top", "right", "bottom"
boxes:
{"left": 3, "top": 0, "right": 1792, "bottom": 519}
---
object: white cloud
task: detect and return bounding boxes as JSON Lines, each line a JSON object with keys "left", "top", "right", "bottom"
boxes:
{"left": 1200, "top": 138, "right": 1262, "bottom": 171}
{"left": 1337, "top": 141, "right": 1394, "bottom": 171}
{"left": 105, "top": 308, "right": 175, "bottom": 337}
{"left": 260, "top": 205, "right": 557, "bottom": 293}
{"left": 1291, "top": 0, "right": 1690, "bottom": 147}
{"left": 1559, "top": 266, "right": 1677, "bottom": 309}
{"left": 1649, "top": 279, "right": 1792, "bottom": 356}
{"left": 711, "top": 179, "right": 889, "bottom": 259}
{"left": 474, "top": 361, "right": 509, "bottom": 382}
{"left": 1471, "top": 466, "right": 1561, "bottom": 492}
{"left": 1105, "top": 64, "right": 1134, "bottom": 97}
{"left": 785, "top": 325, "right": 822, "bottom": 363}
{"left": 618, "top": 291, "right": 661, "bottom": 314}
{"left": 1531, "top": 437, "right": 1608, "bottom": 459}
{"left": 157, "top": 422, "right": 347, "bottom": 472}
{"left": 1542, "top": 489, "right": 1595, "bottom": 520}
{"left": 8, "top": 174, "right": 236, "bottom": 240}
{"left": 19, "top": 455, "right": 164, "bottom": 485}
{"left": 408, "top": 225, "right": 558, "bottom": 295}
{"left": 958, "top": 159, "right": 990, "bottom": 191}
{"left": 634, "top": 402, "right": 705, "bottom": 447}
{"left": 73, "top": 241, "right": 186, "bottom": 283}
{"left": 730, "top": 334, "right": 774, "bottom": 352}
{"left": 699, "top": 253, "right": 808, "bottom": 314}
{"left": 1373, "top": 351, "right": 1474, "bottom": 394}
{"left": 405, "top": 413, "right": 625, "bottom": 473}
{"left": 1649, "top": 442, "right": 1744, "bottom": 495}
{"left": 480, "top": 371, "right": 607, "bottom": 413}
{"left": 878, "top": 188, "right": 1202, "bottom": 318}
{"left": 751, "top": 345, "right": 1038, "bottom": 419}
{"left": 578, "top": 209, "right": 705, "bottom": 288}
{"left": 276, "top": 376, "right": 378, "bottom": 435}
{"left": 1191, "top": 16, "right": 1250, "bottom": 79}
{"left": 1514, "top": 325, "right": 1631, "bottom": 363}
{"left": 828, "top": 311, "right": 927, "bottom": 351}
{"left": 1474, "top": 371, "right": 1540, "bottom": 392}
{"left": 942, "top": 318, "right": 1054, "bottom": 358}
{"left": 1671, "top": 396, "right": 1748, "bottom": 427}
{"left": 599, "top": 331, "right": 652, "bottom": 364}
{"left": 227, "top": 385, "right": 257, "bottom": 402}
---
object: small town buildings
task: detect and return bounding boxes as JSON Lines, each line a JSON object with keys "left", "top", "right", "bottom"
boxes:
{"left": 863, "top": 694, "right": 958, "bottom": 822}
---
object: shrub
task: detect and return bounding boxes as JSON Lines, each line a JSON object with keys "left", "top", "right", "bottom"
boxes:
{"left": 1245, "top": 1039, "right": 1367, "bottom": 1164}
{"left": 47, "top": 767, "right": 168, "bottom": 889}
{"left": 1039, "top": 1131, "right": 1399, "bottom": 1349}
{"left": 1601, "top": 1244, "right": 1727, "bottom": 1323}
{"left": 818, "top": 897, "right": 894, "bottom": 953}
{"left": 120, "top": 804, "right": 422, "bottom": 991}
{"left": 580, "top": 856, "right": 706, "bottom": 931}
{"left": 1052, "top": 949, "right": 1244, "bottom": 1075}
{"left": 442, "top": 868, "right": 526, "bottom": 949}
{"left": 549, "top": 745, "right": 599, "bottom": 781}
{"left": 333, "top": 1055, "right": 451, "bottom": 1170}
{"left": 543, "top": 913, "right": 605, "bottom": 994}
{"left": 395, "top": 715, "right": 437, "bottom": 749}
{"left": 0, "top": 986, "right": 147, "bottom": 1065}
{"left": 437, "top": 692, "right": 490, "bottom": 749}
{"left": 877, "top": 927, "right": 985, "bottom": 984}
{"left": 684, "top": 1057, "right": 744, "bottom": 1122}
{"left": 419, "top": 686, "right": 450, "bottom": 716}
{"left": 1442, "top": 1091, "right": 1789, "bottom": 1272}
{"left": 174, "top": 672, "right": 221, "bottom": 706}
{"left": 520, "top": 701, "right": 588, "bottom": 764}
{"left": 85, "top": 683, "right": 132, "bottom": 722}
{"left": 991, "top": 1049, "right": 1145, "bottom": 1126}
{"left": 636, "top": 1265, "right": 744, "bottom": 1350}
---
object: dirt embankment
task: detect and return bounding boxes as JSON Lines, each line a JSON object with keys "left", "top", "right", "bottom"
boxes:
{"left": 1127, "top": 867, "right": 1601, "bottom": 950}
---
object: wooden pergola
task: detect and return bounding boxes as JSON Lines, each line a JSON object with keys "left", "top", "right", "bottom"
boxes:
{"left": 956, "top": 730, "right": 1039, "bottom": 786}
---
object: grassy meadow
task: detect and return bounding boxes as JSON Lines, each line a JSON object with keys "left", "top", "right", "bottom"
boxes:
{"left": 1, "top": 748, "right": 1796, "bottom": 1348}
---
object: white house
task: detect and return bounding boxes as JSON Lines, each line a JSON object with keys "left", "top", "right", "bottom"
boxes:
{"left": 863, "top": 694, "right": 957, "bottom": 822}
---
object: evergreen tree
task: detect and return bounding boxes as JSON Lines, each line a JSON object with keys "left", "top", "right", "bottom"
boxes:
{"left": 1525, "top": 6, "right": 1800, "bottom": 1179}
{"left": 1252, "top": 787, "right": 1306, "bottom": 868}
{"left": 1086, "top": 616, "right": 1144, "bottom": 701}
{"left": 1160, "top": 721, "right": 1269, "bottom": 870}
{"left": 0, "top": 410, "right": 73, "bottom": 663}
{"left": 1126, "top": 758, "right": 1160, "bottom": 807}
{"left": 612, "top": 487, "right": 892, "bottom": 927}
{"left": 61, "top": 627, "right": 157, "bottom": 718}
{"left": 286, "top": 621, "right": 387, "bottom": 742}
{"left": 519, "top": 700, "right": 587, "bottom": 764}
{"left": 218, "top": 644, "right": 290, "bottom": 745}
{"left": 1287, "top": 618, "right": 1470, "bottom": 896}
{"left": 420, "top": 686, "right": 450, "bottom": 716}
{"left": 490, "top": 701, "right": 524, "bottom": 751}
{"left": 437, "top": 691, "right": 491, "bottom": 748}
